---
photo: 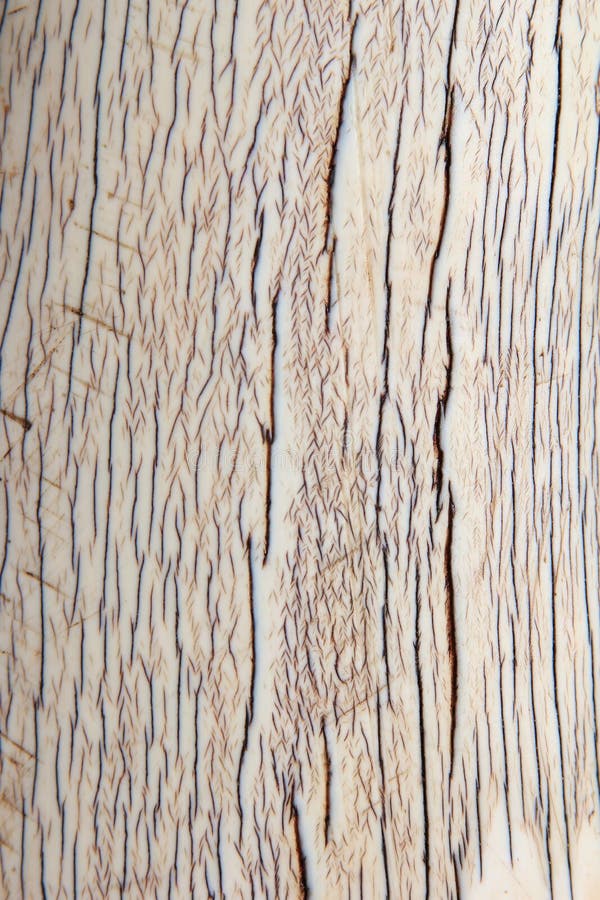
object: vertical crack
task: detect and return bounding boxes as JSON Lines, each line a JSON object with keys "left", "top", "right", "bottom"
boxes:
{"left": 251, "top": 209, "right": 265, "bottom": 321}
{"left": 376, "top": 689, "right": 390, "bottom": 899}
{"left": 321, "top": 718, "right": 331, "bottom": 845}
{"left": 421, "top": 0, "right": 459, "bottom": 355}
{"left": 237, "top": 537, "right": 256, "bottom": 843}
{"left": 322, "top": 17, "right": 357, "bottom": 258}
{"left": 548, "top": 1, "right": 563, "bottom": 232}
{"left": 381, "top": 546, "right": 391, "bottom": 706}
{"left": 264, "top": 287, "right": 280, "bottom": 564}
{"left": 290, "top": 788, "right": 308, "bottom": 898}
{"left": 415, "top": 563, "right": 430, "bottom": 898}
{"left": 445, "top": 485, "right": 457, "bottom": 780}
{"left": 375, "top": 104, "right": 403, "bottom": 535}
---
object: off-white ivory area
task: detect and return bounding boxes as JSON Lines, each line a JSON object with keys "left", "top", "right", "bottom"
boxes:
{"left": 1, "top": 0, "right": 600, "bottom": 897}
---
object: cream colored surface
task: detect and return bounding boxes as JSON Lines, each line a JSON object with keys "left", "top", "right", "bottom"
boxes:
{"left": 0, "top": 0, "right": 599, "bottom": 897}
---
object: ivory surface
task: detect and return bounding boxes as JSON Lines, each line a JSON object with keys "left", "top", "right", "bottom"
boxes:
{"left": 1, "top": 0, "right": 600, "bottom": 897}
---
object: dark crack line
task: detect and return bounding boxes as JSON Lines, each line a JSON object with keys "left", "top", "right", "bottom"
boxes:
{"left": 291, "top": 789, "right": 308, "bottom": 898}
{"left": 237, "top": 538, "right": 256, "bottom": 842}
{"left": 421, "top": 0, "right": 459, "bottom": 355}
{"left": 376, "top": 104, "right": 403, "bottom": 536}
{"left": 445, "top": 486, "right": 457, "bottom": 781}
{"left": 321, "top": 16, "right": 358, "bottom": 258}
{"left": 263, "top": 286, "right": 280, "bottom": 564}
{"left": 415, "top": 563, "right": 429, "bottom": 898}
{"left": 548, "top": 0, "right": 563, "bottom": 234}
{"left": 321, "top": 718, "right": 331, "bottom": 845}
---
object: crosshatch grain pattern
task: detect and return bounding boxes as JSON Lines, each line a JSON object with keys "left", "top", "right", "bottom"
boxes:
{"left": 0, "top": 0, "right": 599, "bottom": 897}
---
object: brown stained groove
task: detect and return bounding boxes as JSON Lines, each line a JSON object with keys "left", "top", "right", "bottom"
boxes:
{"left": 433, "top": 399, "right": 444, "bottom": 511}
{"left": 36, "top": 447, "right": 46, "bottom": 706}
{"left": 76, "top": 0, "right": 108, "bottom": 335}
{"left": 548, "top": 0, "right": 563, "bottom": 232}
{"left": 578, "top": 243, "right": 600, "bottom": 809}
{"left": 433, "top": 279, "right": 454, "bottom": 502}
{"left": 226, "top": 0, "right": 240, "bottom": 72}
{"left": 497, "top": 581, "right": 512, "bottom": 865}
{"left": 0, "top": 730, "right": 35, "bottom": 759}
{"left": 291, "top": 789, "right": 308, "bottom": 898}
{"left": 73, "top": 222, "right": 136, "bottom": 254}
{"left": 18, "top": 82, "right": 35, "bottom": 218}
{"left": 414, "top": 563, "right": 429, "bottom": 899}
{"left": 325, "top": 235, "right": 337, "bottom": 331}
{"left": 452, "top": 851, "right": 462, "bottom": 900}
{"left": 445, "top": 486, "right": 457, "bottom": 779}
{"left": 0, "top": 408, "right": 31, "bottom": 431}
{"left": 118, "top": 0, "right": 133, "bottom": 79}
{"left": 381, "top": 546, "right": 391, "bottom": 706}
{"left": 549, "top": 512, "right": 574, "bottom": 900}
{"left": 376, "top": 689, "right": 390, "bottom": 899}
{"left": 321, "top": 16, "right": 357, "bottom": 261}
{"left": 23, "top": 570, "right": 68, "bottom": 598}
{"left": 237, "top": 537, "right": 256, "bottom": 839}
{"left": 434, "top": 280, "right": 453, "bottom": 516}
{"left": 474, "top": 725, "right": 482, "bottom": 880}
{"left": 321, "top": 717, "right": 331, "bottom": 845}
{"left": 0, "top": 794, "right": 31, "bottom": 819}
{"left": 382, "top": 104, "right": 403, "bottom": 383}
{"left": 421, "top": 12, "right": 457, "bottom": 359}
{"left": 264, "top": 287, "right": 280, "bottom": 565}
{"left": 163, "top": 58, "right": 182, "bottom": 166}
{"left": 0, "top": 238, "right": 24, "bottom": 371}
{"left": 251, "top": 208, "right": 265, "bottom": 320}
{"left": 376, "top": 103, "right": 403, "bottom": 534}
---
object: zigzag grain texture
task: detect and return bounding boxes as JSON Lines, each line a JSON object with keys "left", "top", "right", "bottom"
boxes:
{"left": 0, "top": 0, "right": 599, "bottom": 897}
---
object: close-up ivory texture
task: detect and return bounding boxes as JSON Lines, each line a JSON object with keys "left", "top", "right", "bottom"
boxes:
{"left": 1, "top": 0, "right": 600, "bottom": 897}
